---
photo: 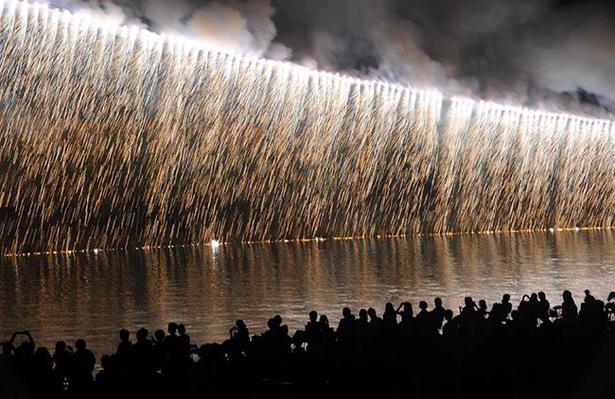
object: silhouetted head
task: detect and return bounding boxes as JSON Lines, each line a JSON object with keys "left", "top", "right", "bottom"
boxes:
{"left": 502, "top": 294, "right": 510, "bottom": 304}
{"left": 293, "top": 331, "right": 305, "bottom": 346}
{"left": 563, "top": 290, "right": 573, "bottom": 302}
{"left": 319, "top": 315, "right": 329, "bottom": 327}
{"left": 119, "top": 329, "right": 130, "bottom": 342}
{"left": 343, "top": 307, "right": 352, "bottom": 319}
{"left": 168, "top": 322, "right": 178, "bottom": 335}
{"left": 511, "top": 310, "right": 519, "bottom": 320}
{"left": 154, "top": 329, "right": 165, "bottom": 342}
{"left": 367, "top": 308, "right": 377, "bottom": 319}
{"left": 236, "top": 320, "right": 246, "bottom": 329}
{"left": 75, "top": 339, "right": 86, "bottom": 352}
{"left": 403, "top": 302, "right": 413, "bottom": 315}
{"left": 136, "top": 328, "right": 148, "bottom": 343}
{"left": 538, "top": 292, "right": 547, "bottom": 301}
{"left": 35, "top": 347, "right": 51, "bottom": 364}
{"left": 464, "top": 297, "right": 474, "bottom": 308}
{"left": 444, "top": 309, "right": 453, "bottom": 321}
{"left": 309, "top": 311, "right": 318, "bottom": 322}
{"left": 359, "top": 308, "right": 368, "bottom": 321}
{"left": 419, "top": 301, "right": 428, "bottom": 311}
{"left": 530, "top": 293, "right": 538, "bottom": 302}
{"left": 273, "top": 315, "right": 283, "bottom": 327}
{"left": 281, "top": 325, "right": 289, "bottom": 335}
{"left": 385, "top": 302, "right": 395, "bottom": 313}
{"left": 19, "top": 340, "right": 34, "bottom": 355}
{"left": 584, "top": 290, "right": 595, "bottom": 303}
{"left": 435, "top": 297, "right": 443, "bottom": 307}
{"left": 478, "top": 299, "right": 487, "bottom": 309}
{"left": 609, "top": 292, "right": 615, "bottom": 302}
{"left": 55, "top": 341, "right": 66, "bottom": 353}
{"left": 178, "top": 324, "right": 186, "bottom": 335}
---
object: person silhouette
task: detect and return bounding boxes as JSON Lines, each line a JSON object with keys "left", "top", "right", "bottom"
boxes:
{"left": 357, "top": 308, "right": 369, "bottom": 327}
{"left": 562, "top": 290, "right": 578, "bottom": 322}
{"left": 52, "top": 340, "right": 73, "bottom": 389}
{"left": 229, "top": 319, "right": 250, "bottom": 352}
{"left": 305, "top": 311, "right": 321, "bottom": 349}
{"left": 398, "top": 302, "right": 413, "bottom": 324}
{"left": 458, "top": 297, "right": 479, "bottom": 332}
{"left": 131, "top": 328, "right": 154, "bottom": 376}
{"left": 356, "top": 308, "right": 370, "bottom": 344}
{"left": 337, "top": 307, "right": 356, "bottom": 342}
{"left": 431, "top": 297, "right": 447, "bottom": 329}
{"left": 442, "top": 309, "right": 458, "bottom": 339}
{"left": 168, "top": 322, "right": 178, "bottom": 337}
{"left": 116, "top": 329, "right": 132, "bottom": 370}
{"left": 154, "top": 329, "right": 166, "bottom": 345}
{"left": 477, "top": 299, "right": 488, "bottom": 319}
{"left": 416, "top": 300, "right": 430, "bottom": 328}
{"left": 152, "top": 329, "right": 166, "bottom": 371}
{"left": 383, "top": 302, "right": 398, "bottom": 328}
{"left": 32, "top": 346, "right": 55, "bottom": 397}
{"left": 72, "top": 339, "right": 95, "bottom": 392}
{"left": 367, "top": 307, "right": 383, "bottom": 332}
{"left": 178, "top": 324, "right": 192, "bottom": 358}
{"left": 164, "top": 322, "right": 180, "bottom": 360}
{"left": 606, "top": 292, "right": 615, "bottom": 320}
{"left": 319, "top": 315, "right": 334, "bottom": 343}
{"left": 537, "top": 292, "right": 550, "bottom": 323}
{"left": 501, "top": 294, "right": 512, "bottom": 319}
{"left": 95, "top": 354, "right": 120, "bottom": 396}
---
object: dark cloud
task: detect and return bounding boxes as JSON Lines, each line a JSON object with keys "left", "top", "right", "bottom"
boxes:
{"left": 47, "top": 0, "right": 615, "bottom": 116}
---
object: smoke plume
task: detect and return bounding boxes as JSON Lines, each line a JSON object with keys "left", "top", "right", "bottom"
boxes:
{"left": 44, "top": 0, "right": 615, "bottom": 116}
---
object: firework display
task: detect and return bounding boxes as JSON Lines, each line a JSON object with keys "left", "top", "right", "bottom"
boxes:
{"left": 0, "top": 0, "right": 614, "bottom": 255}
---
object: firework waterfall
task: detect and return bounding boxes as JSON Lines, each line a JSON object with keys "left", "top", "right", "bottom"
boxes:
{"left": 0, "top": 0, "right": 614, "bottom": 255}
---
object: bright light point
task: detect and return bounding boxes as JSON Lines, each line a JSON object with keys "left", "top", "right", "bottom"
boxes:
{"left": 549, "top": 228, "right": 555, "bottom": 233}
{"left": 575, "top": 227, "right": 580, "bottom": 232}
{"left": 210, "top": 240, "right": 220, "bottom": 249}
{"left": 93, "top": 248, "right": 99, "bottom": 254}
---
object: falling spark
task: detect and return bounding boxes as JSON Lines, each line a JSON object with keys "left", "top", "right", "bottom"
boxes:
{"left": 0, "top": 0, "right": 614, "bottom": 257}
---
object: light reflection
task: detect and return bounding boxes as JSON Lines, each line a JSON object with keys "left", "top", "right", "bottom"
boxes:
{"left": 1, "top": 231, "right": 615, "bottom": 356}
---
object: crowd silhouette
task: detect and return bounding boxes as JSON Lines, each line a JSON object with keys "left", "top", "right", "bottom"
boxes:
{"left": 2, "top": 290, "right": 615, "bottom": 398}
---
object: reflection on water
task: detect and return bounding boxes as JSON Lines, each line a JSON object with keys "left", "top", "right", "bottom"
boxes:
{"left": 1, "top": 231, "right": 615, "bottom": 355}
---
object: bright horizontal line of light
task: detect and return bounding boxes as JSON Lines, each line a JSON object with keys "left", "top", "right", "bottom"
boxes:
{"left": 3, "top": 0, "right": 613, "bottom": 127}
{"left": 4, "top": 226, "right": 613, "bottom": 258}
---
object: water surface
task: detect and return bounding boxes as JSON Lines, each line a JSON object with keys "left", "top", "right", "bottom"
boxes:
{"left": 2, "top": 231, "right": 615, "bottom": 355}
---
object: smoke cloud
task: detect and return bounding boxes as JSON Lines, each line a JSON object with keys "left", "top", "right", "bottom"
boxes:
{"left": 45, "top": 0, "right": 615, "bottom": 116}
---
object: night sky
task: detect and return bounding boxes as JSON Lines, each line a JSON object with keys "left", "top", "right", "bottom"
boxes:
{"left": 49, "top": 0, "right": 615, "bottom": 115}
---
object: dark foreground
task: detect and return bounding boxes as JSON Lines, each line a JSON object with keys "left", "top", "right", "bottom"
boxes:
{"left": 2, "top": 290, "right": 615, "bottom": 399}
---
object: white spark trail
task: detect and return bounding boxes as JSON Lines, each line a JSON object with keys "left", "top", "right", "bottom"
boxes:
{"left": 0, "top": 0, "right": 613, "bottom": 256}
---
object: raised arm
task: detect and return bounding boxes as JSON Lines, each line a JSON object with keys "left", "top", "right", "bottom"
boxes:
{"left": 24, "top": 330, "right": 35, "bottom": 347}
